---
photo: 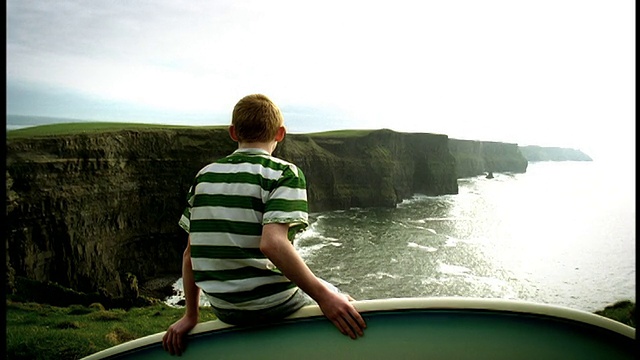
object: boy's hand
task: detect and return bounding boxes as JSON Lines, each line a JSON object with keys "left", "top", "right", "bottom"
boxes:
{"left": 317, "top": 292, "right": 367, "bottom": 339}
{"left": 162, "top": 315, "right": 198, "bottom": 356}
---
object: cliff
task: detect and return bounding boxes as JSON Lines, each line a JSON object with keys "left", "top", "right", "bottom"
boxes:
{"left": 6, "top": 128, "right": 237, "bottom": 300}
{"left": 449, "top": 139, "right": 529, "bottom": 177}
{"left": 8, "top": 127, "right": 488, "bottom": 299}
{"left": 518, "top": 145, "right": 593, "bottom": 161}
{"left": 277, "top": 129, "right": 458, "bottom": 211}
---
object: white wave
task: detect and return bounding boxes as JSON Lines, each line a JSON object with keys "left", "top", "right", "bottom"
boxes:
{"left": 444, "top": 237, "right": 458, "bottom": 247}
{"left": 402, "top": 220, "right": 440, "bottom": 233}
{"left": 299, "top": 233, "right": 340, "bottom": 243}
{"left": 437, "top": 262, "right": 471, "bottom": 275}
{"left": 295, "top": 220, "right": 340, "bottom": 244}
{"left": 397, "top": 194, "right": 435, "bottom": 206}
{"left": 365, "top": 272, "right": 400, "bottom": 280}
{"left": 444, "top": 236, "right": 475, "bottom": 247}
{"left": 296, "top": 223, "right": 322, "bottom": 241}
{"left": 407, "top": 242, "right": 438, "bottom": 252}
{"left": 164, "top": 278, "right": 211, "bottom": 307}
{"left": 296, "top": 242, "right": 329, "bottom": 258}
{"left": 296, "top": 236, "right": 342, "bottom": 258}
{"left": 392, "top": 221, "right": 409, "bottom": 228}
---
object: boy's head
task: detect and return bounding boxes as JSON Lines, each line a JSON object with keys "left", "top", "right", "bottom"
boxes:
{"left": 231, "top": 94, "right": 284, "bottom": 143}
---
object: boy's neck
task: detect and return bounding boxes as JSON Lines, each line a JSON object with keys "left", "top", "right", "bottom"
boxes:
{"left": 237, "top": 141, "right": 277, "bottom": 155}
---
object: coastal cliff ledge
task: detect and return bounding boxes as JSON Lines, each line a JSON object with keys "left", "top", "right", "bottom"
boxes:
{"left": 5, "top": 125, "right": 534, "bottom": 299}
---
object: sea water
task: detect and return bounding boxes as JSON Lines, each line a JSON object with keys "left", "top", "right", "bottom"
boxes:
{"left": 167, "top": 161, "right": 635, "bottom": 312}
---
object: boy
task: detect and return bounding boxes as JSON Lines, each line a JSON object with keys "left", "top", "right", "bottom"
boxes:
{"left": 162, "top": 94, "right": 366, "bottom": 356}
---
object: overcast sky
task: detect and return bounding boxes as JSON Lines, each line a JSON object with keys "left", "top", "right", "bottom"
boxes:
{"left": 6, "top": 0, "right": 635, "bottom": 161}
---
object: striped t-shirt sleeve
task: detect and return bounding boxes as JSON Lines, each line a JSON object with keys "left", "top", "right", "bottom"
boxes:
{"left": 178, "top": 184, "right": 196, "bottom": 233}
{"left": 263, "top": 164, "right": 309, "bottom": 240}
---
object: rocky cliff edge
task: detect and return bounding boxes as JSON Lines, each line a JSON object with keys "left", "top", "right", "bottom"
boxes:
{"left": 6, "top": 127, "right": 530, "bottom": 301}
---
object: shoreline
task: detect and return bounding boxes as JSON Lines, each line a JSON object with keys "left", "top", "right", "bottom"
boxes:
{"left": 138, "top": 275, "right": 180, "bottom": 301}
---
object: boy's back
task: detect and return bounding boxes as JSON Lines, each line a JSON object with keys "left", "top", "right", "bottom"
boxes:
{"left": 180, "top": 148, "right": 309, "bottom": 311}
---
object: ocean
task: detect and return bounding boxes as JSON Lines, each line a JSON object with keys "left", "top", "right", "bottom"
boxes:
{"left": 167, "top": 160, "right": 635, "bottom": 312}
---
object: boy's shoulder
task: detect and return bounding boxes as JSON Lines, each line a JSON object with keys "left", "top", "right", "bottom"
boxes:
{"left": 211, "top": 150, "right": 304, "bottom": 178}
{"left": 265, "top": 154, "right": 304, "bottom": 178}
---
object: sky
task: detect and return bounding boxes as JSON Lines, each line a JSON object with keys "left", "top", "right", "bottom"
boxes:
{"left": 6, "top": 0, "right": 636, "bottom": 162}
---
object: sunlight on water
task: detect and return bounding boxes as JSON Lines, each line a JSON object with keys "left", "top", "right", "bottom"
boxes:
{"left": 294, "top": 161, "right": 635, "bottom": 312}
{"left": 167, "top": 162, "right": 635, "bottom": 312}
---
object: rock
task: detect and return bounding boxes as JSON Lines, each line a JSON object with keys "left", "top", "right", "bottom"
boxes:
{"left": 139, "top": 275, "right": 180, "bottom": 300}
{"left": 123, "top": 272, "right": 139, "bottom": 299}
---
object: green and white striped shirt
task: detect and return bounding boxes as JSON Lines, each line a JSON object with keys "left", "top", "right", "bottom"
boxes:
{"left": 178, "top": 148, "right": 309, "bottom": 310}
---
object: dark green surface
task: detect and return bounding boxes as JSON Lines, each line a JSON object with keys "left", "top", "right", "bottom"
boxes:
{"left": 101, "top": 309, "right": 636, "bottom": 359}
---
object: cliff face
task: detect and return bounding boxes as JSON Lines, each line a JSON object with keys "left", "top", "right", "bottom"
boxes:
{"left": 518, "top": 145, "right": 593, "bottom": 161}
{"left": 448, "top": 139, "right": 529, "bottom": 177}
{"left": 6, "top": 128, "right": 237, "bottom": 297}
{"left": 6, "top": 128, "right": 469, "bottom": 297}
{"left": 278, "top": 129, "right": 458, "bottom": 212}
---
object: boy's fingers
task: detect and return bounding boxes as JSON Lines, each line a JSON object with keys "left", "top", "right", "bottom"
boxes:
{"left": 162, "top": 332, "right": 173, "bottom": 355}
{"left": 336, "top": 317, "right": 357, "bottom": 339}
{"left": 346, "top": 314, "right": 365, "bottom": 336}
{"left": 332, "top": 319, "right": 347, "bottom": 336}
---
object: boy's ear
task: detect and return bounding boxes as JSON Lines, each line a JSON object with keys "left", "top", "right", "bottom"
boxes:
{"left": 228, "top": 125, "right": 239, "bottom": 142}
{"left": 275, "top": 126, "right": 286, "bottom": 142}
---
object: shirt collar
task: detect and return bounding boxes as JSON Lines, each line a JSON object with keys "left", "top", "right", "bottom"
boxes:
{"left": 233, "top": 148, "right": 270, "bottom": 156}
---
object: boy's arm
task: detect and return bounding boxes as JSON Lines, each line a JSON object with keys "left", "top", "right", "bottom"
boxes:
{"left": 162, "top": 237, "right": 200, "bottom": 355}
{"left": 260, "top": 223, "right": 367, "bottom": 339}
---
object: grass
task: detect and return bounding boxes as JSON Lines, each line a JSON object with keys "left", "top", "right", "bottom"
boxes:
{"left": 5, "top": 300, "right": 217, "bottom": 360}
{"left": 6, "top": 122, "right": 382, "bottom": 140}
{"left": 595, "top": 300, "right": 636, "bottom": 327}
{"left": 6, "top": 121, "right": 387, "bottom": 140}
{"left": 5, "top": 298, "right": 635, "bottom": 360}
{"left": 304, "top": 129, "right": 376, "bottom": 137}
{"left": 6, "top": 122, "right": 227, "bottom": 139}
{"left": 6, "top": 122, "right": 381, "bottom": 141}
